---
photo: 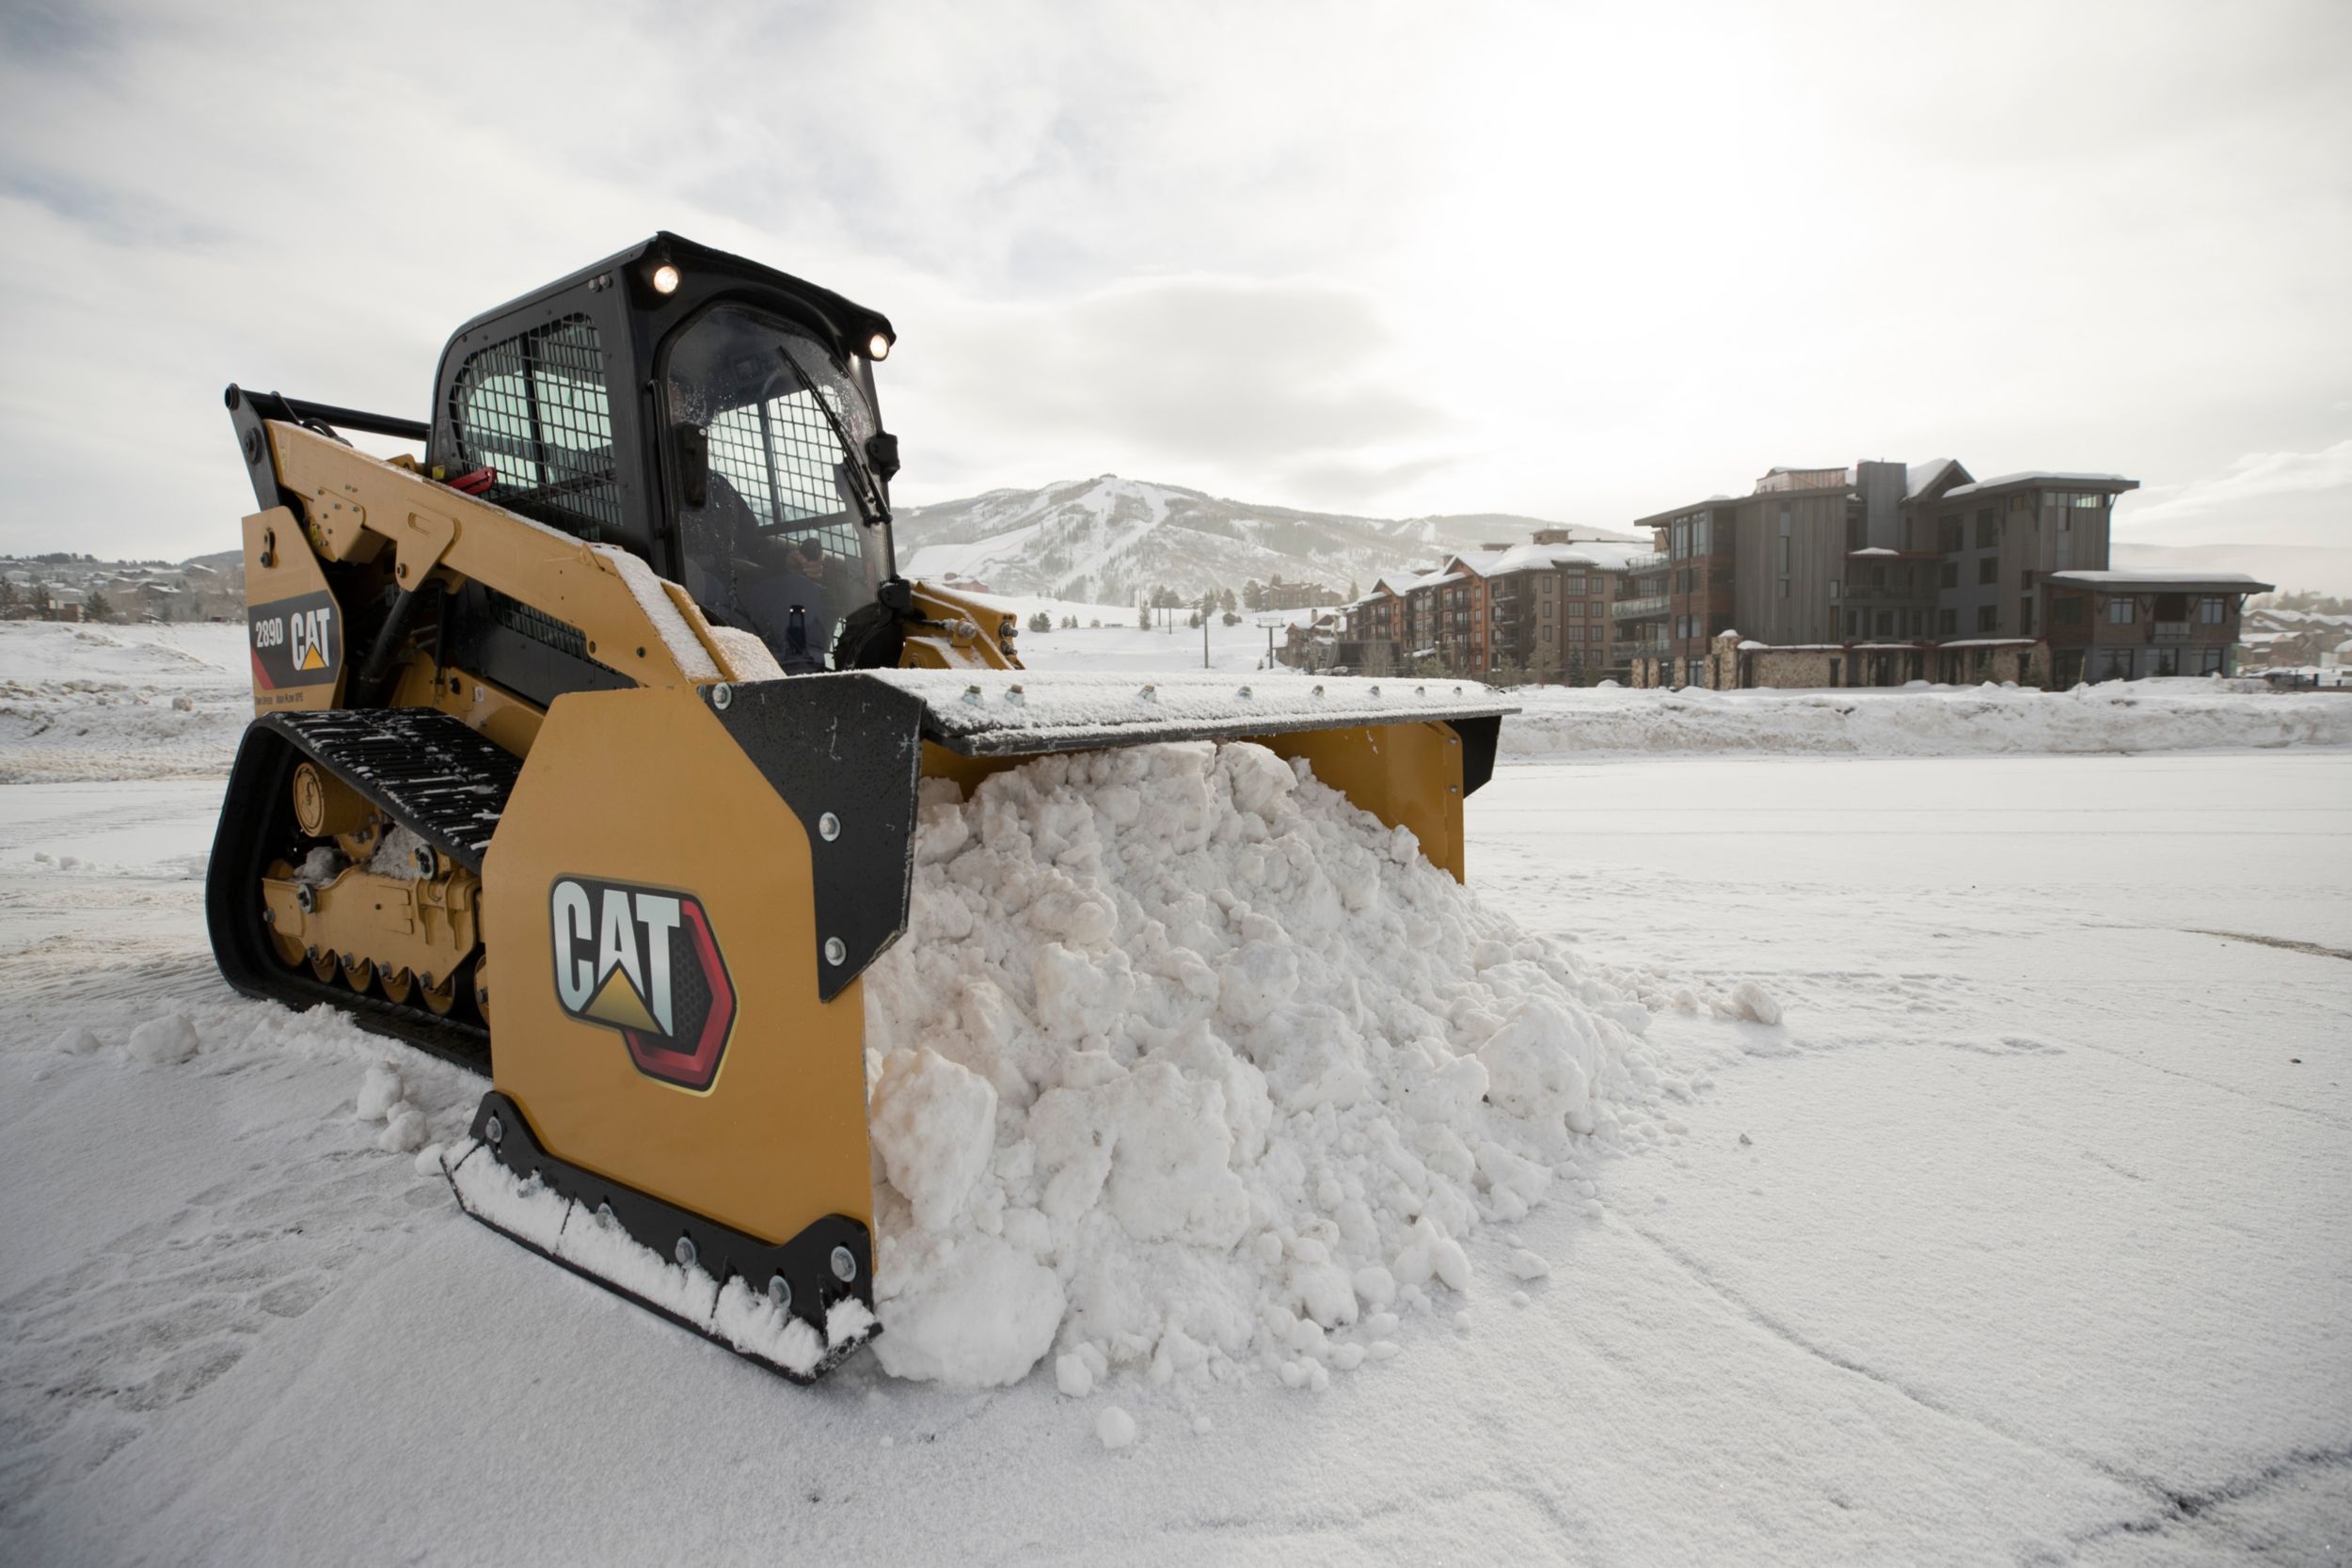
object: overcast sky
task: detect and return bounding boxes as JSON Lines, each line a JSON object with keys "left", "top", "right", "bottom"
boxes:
{"left": 2, "top": 0, "right": 2346, "bottom": 562}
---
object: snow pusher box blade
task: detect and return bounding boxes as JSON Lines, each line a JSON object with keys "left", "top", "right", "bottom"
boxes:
{"left": 443, "top": 669, "right": 1505, "bottom": 1383}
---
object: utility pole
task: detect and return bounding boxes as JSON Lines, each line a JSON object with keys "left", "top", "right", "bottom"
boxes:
{"left": 1202, "top": 606, "right": 1211, "bottom": 669}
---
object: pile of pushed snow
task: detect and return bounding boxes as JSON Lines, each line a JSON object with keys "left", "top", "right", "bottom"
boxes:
{"left": 1500, "top": 679, "right": 2352, "bottom": 759}
{"left": 858, "top": 739, "right": 1681, "bottom": 1390}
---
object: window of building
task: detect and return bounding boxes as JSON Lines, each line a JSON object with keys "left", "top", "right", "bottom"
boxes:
{"left": 1939, "top": 561, "right": 1958, "bottom": 588}
{"left": 1563, "top": 575, "right": 1584, "bottom": 594}
{"left": 2197, "top": 596, "right": 2226, "bottom": 625}
{"left": 2057, "top": 596, "right": 2083, "bottom": 626}
{"left": 2150, "top": 646, "right": 2181, "bottom": 676}
{"left": 2107, "top": 597, "right": 2135, "bottom": 625}
{"left": 1671, "top": 520, "right": 1688, "bottom": 560}
{"left": 1939, "top": 519, "right": 1963, "bottom": 552}
{"left": 2072, "top": 492, "right": 2105, "bottom": 509}
{"left": 1779, "top": 508, "right": 1792, "bottom": 536}
{"left": 1568, "top": 601, "right": 1584, "bottom": 619}
{"left": 1976, "top": 514, "right": 1998, "bottom": 548}
{"left": 1778, "top": 538, "right": 1791, "bottom": 573}
{"left": 1873, "top": 610, "right": 1892, "bottom": 636}
{"left": 1692, "top": 515, "right": 1711, "bottom": 554}
{"left": 1542, "top": 626, "right": 1551, "bottom": 644}
{"left": 1827, "top": 578, "right": 1840, "bottom": 600}
{"left": 1779, "top": 578, "right": 1789, "bottom": 599}
{"left": 1978, "top": 605, "right": 1999, "bottom": 632}
{"left": 1541, "top": 601, "right": 1552, "bottom": 619}
{"left": 1979, "top": 557, "right": 1998, "bottom": 585}
{"left": 2009, "top": 493, "right": 2031, "bottom": 513}
{"left": 1846, "top": 610, "right": 1861, "bottom": 638}
{"left": 2199, "top": 647, "right": 2224, "bottom": 674}
{"left": 2020, "top": 596, "right": 2035, "bottom": 636}
{"left": 1938, "top": 607, "right": 1957, "bottom": 635}
{"left": 2019, "top": 568, "right": 2037, "bottom": 591}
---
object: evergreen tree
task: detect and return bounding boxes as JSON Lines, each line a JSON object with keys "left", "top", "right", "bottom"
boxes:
{"left": 1027, "top": 610, "right": 1053, "bottom": 634}
{"left": 84, "top": 590, "right": 115, "bottom": 624}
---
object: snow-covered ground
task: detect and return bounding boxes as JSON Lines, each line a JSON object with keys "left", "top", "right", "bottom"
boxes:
{"left": 3, "top": 626, "right": 2348, "bottom": 1565}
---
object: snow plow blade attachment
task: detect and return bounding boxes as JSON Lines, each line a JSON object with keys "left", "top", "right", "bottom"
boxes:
{"left": 461, "top": 671, "right": 1508, "bottom": 1385}
{"left": 882, "top": 670, "right": 1510, "bottom": 885}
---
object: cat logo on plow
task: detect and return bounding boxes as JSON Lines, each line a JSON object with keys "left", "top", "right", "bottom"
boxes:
{"left": 548, "top": 878, "right": 737, "bottom": 1091}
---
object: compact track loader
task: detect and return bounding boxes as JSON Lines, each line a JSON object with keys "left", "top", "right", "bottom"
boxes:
{"left": 209, "top": 232, "right": 1509, "bottom": 1381}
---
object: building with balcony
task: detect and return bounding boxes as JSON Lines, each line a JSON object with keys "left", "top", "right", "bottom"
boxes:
{"left": 1621, "top": 457, "right": 2264, "bottom": 689}
{"left": 1337, "top": 534, "right": 1646, "bottom": 681}
{"left": 2041, "top": 571, "right": 2273, "bottom": 683}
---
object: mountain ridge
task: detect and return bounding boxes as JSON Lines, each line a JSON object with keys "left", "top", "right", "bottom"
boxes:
{"left": 893, "top": 474, "right": 1640, "bottom": 603}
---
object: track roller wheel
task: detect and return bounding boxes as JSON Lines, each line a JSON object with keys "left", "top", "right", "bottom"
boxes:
{"left": 472, "top": 958, "right": 490, "bottom": 1024}
{"left": 381, "top": 967, "right": 415, "bottom": 1006}
{"left": 419, "top": 972, "right": 459, "bottom": 1017}
{"left": 309, "top": 946, "right": 340, "bottom": 985}
{"left": 343, "top": 955, "right": 376, "bottom": 993}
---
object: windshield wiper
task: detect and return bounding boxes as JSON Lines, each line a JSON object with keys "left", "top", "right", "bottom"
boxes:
{"left": 777, "top": 344, "right": 892, "bottom": 528}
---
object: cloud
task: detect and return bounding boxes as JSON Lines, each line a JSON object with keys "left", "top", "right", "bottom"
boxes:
{"left": 2118, "top": 438, "right": 2352, "bottom": 546}
{"left": 0, "top": 0, "right": 2347, "bottom": 554}
{"left": 890, "top": 273, "right": 1462, "bottom": 502}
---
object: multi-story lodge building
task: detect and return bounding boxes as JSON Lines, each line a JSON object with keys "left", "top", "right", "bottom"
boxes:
{"left": 1336, "top": 529, "right": 1647, "bottom": 682}
{"left": 1622, "top": 460, "right": 2269, "bottom": 688}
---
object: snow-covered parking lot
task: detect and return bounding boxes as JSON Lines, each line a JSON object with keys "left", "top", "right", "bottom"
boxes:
{"left": 1, "top": 624, "right": 2346, "bottom": 1565}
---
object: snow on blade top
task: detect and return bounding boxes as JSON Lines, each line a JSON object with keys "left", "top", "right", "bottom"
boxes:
{"left": 874, "top": 670, "right": 1514, "bottom": 755}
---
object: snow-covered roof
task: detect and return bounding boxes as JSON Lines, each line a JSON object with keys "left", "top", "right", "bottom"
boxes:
{"left": 2046, "top": 570, "right": 2274, "bottom": 593}
{"left": 1448, "top": 542, "right": 1649, "bottom": 578}
{"left": 1848, "top": 547, "right": 1899, "bottom": 558}
{"left": 1939, "top": 471, "right": 2137, "bottom": 499}
{"left": 1904, "top": 459, "right": 1966, "bottom": 499}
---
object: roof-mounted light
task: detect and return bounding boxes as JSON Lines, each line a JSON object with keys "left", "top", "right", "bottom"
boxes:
{"left": 650, "top": 262, "right": 681, "bottom": 295}
{"left": 867, "top": 332, "right": 891, "bottom": 361}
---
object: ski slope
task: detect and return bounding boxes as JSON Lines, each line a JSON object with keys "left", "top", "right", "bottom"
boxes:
{"left": 1, "top": 625, "right": 2348, "bottom": 1564}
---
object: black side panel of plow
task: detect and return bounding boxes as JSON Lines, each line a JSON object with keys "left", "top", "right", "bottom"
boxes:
{"left": 704, "top": 676, "right": 929, "bottom": 1004}
{"left": 1450, "top": 714, "right": 1502, "bottom": 798}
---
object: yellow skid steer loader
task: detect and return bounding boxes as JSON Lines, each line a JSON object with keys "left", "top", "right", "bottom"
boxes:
{"left": 208, "top": 233, "right": 1509, "bottom": 1382}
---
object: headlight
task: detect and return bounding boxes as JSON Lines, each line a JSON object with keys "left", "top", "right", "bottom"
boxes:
{"left": 867, "top": 332, "right": 892, "bottom": 361}
{"left": 651, "top": 262, "right": 681, "bottom": 295}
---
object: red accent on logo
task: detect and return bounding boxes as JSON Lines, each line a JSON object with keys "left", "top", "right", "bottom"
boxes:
{"left": 620, "top": 899, "right": 736, "bottom": 1091}
{"left": 250, "top": 647, "right": 278, "bottom": 690}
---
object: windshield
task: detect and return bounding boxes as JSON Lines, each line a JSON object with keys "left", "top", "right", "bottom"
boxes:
{"left": 662, "top": 305, "right": 889, "bottom": 672}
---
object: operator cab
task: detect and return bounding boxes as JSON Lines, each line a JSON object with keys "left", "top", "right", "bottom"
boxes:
{"left": 425, "top": 233, "right": 901, "bottom": 676}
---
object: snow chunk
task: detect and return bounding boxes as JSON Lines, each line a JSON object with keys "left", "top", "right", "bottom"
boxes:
{"left": 128, "top": 1014, "right": 199, "bottom": 1065}
{"left": 1096, "top": 1405, "right": 1137, "bottom": 1450}
{"left": 869, "top": 1235, "right": 1064, "bottom": 1387}
{"left": 868, "top": 1049, "right": 997, "bottom": 1231}
{"left": 356, "top": 1064, "right": 406, "bottom": 1121}
{"left": 1731, "top": 981, "right": 1783, "bottom": 1026}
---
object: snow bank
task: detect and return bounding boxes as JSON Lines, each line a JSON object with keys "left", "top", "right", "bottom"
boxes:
{"left": 859, "top": 739, "right": 1681, "bottom": 1391}
{"left": 1502, "top": 679, "right": 2352, "bottom": 758}
{"left": 0, "top": 623, "right": 250, "bottom": 783}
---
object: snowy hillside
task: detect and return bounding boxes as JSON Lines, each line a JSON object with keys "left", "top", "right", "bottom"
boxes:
{"left": 895, "top": 475, "right": 1637, "bottom": 603}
